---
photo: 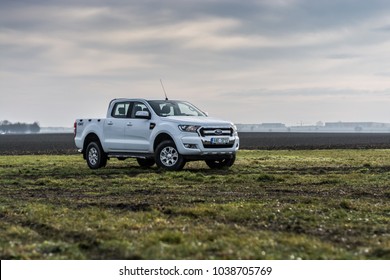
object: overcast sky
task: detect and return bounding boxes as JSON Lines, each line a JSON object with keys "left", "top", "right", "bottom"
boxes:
{"left": 2, "top": 0, "right": 390, "bottom": 127}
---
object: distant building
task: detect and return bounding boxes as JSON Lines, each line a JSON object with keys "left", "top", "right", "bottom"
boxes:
{"left": 259, "top": 123, "right": 286, "bottom": 128}
{"left": 237, "top": 123, "right": 287, "bottom": 132}
{"left": 324, "top": 122, "right": 390, "bottom": 132}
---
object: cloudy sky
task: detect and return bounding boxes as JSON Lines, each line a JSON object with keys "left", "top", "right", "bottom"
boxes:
{"left": 2, "top": 0, "right": 390, "bottom": 127}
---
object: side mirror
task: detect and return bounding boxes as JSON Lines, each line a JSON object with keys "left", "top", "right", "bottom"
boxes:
{"left": 135, "top": 111, "right": 151, "bottom": 120}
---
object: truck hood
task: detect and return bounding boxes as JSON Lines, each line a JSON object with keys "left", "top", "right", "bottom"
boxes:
{"left": 162, "top": 116, "right": 234, "bottom": 127}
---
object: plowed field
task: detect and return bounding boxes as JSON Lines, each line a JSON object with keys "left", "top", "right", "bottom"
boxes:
{"left": 1, "top": 132, "right": 390, "bottom": 155}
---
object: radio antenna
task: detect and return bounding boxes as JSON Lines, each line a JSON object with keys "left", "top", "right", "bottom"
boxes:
{"left": 160, "top": 79, "right": 169, "bottom": 100}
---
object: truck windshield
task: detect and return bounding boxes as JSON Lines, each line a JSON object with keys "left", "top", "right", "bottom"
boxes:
{"left": 147, "top": 100, "right": 207, "bottom": 117}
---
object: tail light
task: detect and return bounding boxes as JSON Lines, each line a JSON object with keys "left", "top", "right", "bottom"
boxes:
{"left": 74, "top": 121, "right": 77, "bottom": 137}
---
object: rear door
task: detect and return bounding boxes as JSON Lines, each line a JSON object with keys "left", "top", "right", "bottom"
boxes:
{"left": 123, "top": 101, "right": 153, "bottom": 152}
{"left": 103, "top": 101, "right": 130, "bottom": 151}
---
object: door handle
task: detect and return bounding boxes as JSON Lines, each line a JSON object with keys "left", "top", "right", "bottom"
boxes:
{"left": 127, "top": 122, "right": 133, "bottom": 126}
{"left": 107, "top": 121, "right": 113, "bottom": 125}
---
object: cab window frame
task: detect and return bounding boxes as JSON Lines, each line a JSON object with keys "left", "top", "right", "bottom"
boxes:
{"left": 111, "top": 102, "right": 131, "bottom": 118}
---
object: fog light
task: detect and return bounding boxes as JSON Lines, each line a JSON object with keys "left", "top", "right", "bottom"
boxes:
{"left": 184, "top": 144, "right": 197, "bottom": 149}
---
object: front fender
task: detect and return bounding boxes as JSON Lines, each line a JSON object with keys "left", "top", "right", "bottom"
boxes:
{"left": 150, "top": 123, "right": 180, "bottom": 153}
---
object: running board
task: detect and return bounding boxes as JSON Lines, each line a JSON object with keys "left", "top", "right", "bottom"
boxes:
{"left": 107, "top": 152, "right": 154, "bottom": 159}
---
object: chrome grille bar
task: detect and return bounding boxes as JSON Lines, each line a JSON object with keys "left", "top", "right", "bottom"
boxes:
{"left": 199, "top": 127, "right": 233, "bottom": 137}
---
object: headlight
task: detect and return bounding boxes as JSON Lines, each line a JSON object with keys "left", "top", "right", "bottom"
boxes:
{"left": 232, "top": 125, "right": 238, "bottom": 136}
{"left": 178, "top": 125, "right": 200, "bottom": 133}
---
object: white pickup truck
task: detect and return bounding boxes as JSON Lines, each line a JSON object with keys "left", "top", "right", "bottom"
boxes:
{"left": 74, "top": 98, "right": 239, "bottom": 171}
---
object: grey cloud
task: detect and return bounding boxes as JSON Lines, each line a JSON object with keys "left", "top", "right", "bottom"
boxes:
{"left": 2, "top": 0, "right": 390, "bottom": 126}
{"left": 221, "top": 88, "right": 390, "bottom": 98}
{"left": 373, "top": 24, "right": 390, "bottom": 32}
{"left": 326, "top": 54, "right": 361, "bottom": 60}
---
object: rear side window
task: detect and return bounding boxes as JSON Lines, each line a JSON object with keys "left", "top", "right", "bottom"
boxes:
{"left": 111, "top": 102, "right": 130, "bottom": 118}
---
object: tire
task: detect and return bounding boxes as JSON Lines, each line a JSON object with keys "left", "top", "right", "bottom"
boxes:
{"left": 205, "top": 154, "right": 236, "bottom": 169}
{"left": 155, "top": 140, "right": 186, "bottom": 171}
{"left": 137, "top": 158, "right": 155, "bottom": 168}
{"left": 86, "top": 142, "right": 107, "bottom": 169}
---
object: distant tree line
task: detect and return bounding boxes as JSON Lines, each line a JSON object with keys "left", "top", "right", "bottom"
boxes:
{"left": 0, "top": 120, "right": 40, "bottom": 134}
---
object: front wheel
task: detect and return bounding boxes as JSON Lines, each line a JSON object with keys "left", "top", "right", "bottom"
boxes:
{"left": 86, "top": 142, "right": 107, "bottom": 169}
{"left": 155, "top": 140, "right": 186, "bottom": 171}
{"left": 205, "top": 154, "right": 236, "bottom": 169}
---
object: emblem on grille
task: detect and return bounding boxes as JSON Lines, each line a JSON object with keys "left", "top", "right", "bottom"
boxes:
{"left": 214, "top": 129, "right": 223, "bottom": 135}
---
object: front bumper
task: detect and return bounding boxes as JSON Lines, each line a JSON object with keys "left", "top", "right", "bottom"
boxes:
{"left": 176, "top": 134, "right": 239, "bottom": 157}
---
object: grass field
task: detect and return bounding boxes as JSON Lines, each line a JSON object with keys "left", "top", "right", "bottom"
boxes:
{"left": 1, "top": 150, "right": 390, "bottom": 260}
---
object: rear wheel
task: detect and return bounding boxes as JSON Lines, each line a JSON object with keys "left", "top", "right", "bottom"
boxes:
{"left": 137, "top": 158, "right": 155, "bottom": 168}
{"left": 205, "top": 154, "right": 236, "bottom": 169}
{"left": 86, "top": 142, "right": 107, "bottom": 169}
{"left": 155, "top": 140, "right": 186, "bottom": 171}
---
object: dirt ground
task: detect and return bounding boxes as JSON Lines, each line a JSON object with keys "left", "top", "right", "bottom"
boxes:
{"left": 239, "top": 132, "right": 390, "bottom": 150}
{"left": 0, "top": 133, "right": 76, "bottom": 155}
{"left": 1, "top": 132, "right": 390, "bottom": 155}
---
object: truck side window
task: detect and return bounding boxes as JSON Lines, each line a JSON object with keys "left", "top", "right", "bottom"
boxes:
{"left": 130, "top": 102, "right": 150, "bottom": 118}
{"left": 112, "top": 102, "right": 130, "bottom": 118}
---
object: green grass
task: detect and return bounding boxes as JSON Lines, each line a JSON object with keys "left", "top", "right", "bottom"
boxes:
{"left": 0, "top": 150, "right": 389, "bottom": 259}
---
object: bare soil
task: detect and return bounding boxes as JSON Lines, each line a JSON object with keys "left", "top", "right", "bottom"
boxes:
{"left": 1, "top": 132, "right": 390, "bottom": 155}
{"left": 240, "top": 132, "right": 390, "bottom": 150}
{"left": 0, "top": 133, "right": 76, "bottom": 155}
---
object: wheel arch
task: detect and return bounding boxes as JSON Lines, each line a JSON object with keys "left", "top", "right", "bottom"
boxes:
{"left": 153, "top": 132, "right": 175, "bottom": 152}
{"left": 83, "top": 133, "right": 103, "bottom": 159}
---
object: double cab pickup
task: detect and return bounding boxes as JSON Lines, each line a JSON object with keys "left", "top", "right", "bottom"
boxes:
{"left": 74, "top": 99, "right": 239, "bottom": 170}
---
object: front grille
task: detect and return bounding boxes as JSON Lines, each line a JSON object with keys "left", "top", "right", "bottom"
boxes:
{"left": 199, "top": 127, "right": 233, "bottom": 137}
